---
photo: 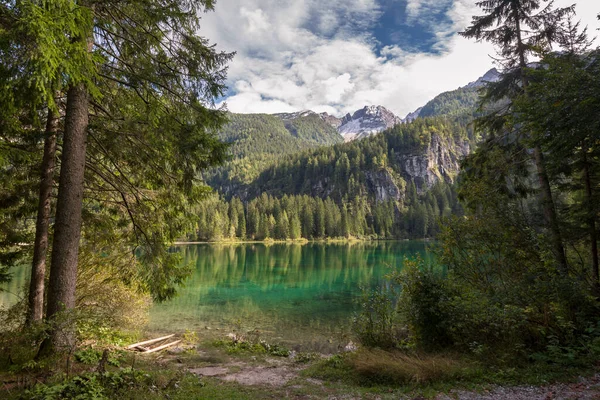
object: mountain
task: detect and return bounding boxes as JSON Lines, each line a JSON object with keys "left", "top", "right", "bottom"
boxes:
{"left": 336, "top": 105, "right": 403, "bottom": 142}
{"left": 196, "top": 67, "right": 504, "bottom": 240}
{"left": 220, "top": 112, "right": 342, "bottom": 159}
{"left": 204, "top": 112, "right": 343, "bottom": 193}
{"left": 276, "top": 105, "right": 403, "bottom": 142}
{"left": 403, "top": 106, "right": 423, "bottom": 123}
{"left": 238, "top": 116, "right": 472, "bottom": 201}
{"left": 318, "top": 112, "right": 343, "bottom": 128}
{"left": 403, "top": 67, "right": 501, "bottom": 121}
{"left": 465, "top": 67, "right": 501, "bottom": 88}
{"left": 197, "top": 116, "right": 471, "bottom": 240}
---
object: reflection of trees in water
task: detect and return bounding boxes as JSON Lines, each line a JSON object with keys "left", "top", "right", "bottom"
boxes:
{"left": 0, "top": 265, "right": 30, "bottom": 308}
{"left": 180, "top": 242, "right": 431, "bottom": 291}
{"left": 150, "top": 242, "right": 433, "bottom": 342}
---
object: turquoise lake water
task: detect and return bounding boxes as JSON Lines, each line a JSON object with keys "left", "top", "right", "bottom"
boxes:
{"left": 0, "top": 241, "right": 434, "bottom": 352}
{"left": 149, "top": 241, "right": 434, "bottom": 351}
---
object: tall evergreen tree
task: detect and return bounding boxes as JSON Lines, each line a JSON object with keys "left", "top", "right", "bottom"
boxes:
{"left": 0, "top": 0, "right": 235, "bottom": 353}
{"left": 461, "top": 0, "right": 574, "bottom": 272}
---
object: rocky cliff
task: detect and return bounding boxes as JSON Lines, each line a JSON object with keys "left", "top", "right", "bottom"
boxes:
{"left": 396, "top": 133, "right": 470, "bottom": 192}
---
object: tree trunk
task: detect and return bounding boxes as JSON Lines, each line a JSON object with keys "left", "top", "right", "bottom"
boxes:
{"left": 582, "top": 149, "right": 599, "bottom": 284}
{"left": 512, "top": 2, "right": 567, "bottom": 273}
{"left": 43, "top": 83, "right": 89, "bottom": 351}
{"left": 26, "top": 108, "right": 59, "bottom": 326}
{"left": 533, "top": 147, "right": 568, "bottom": 272}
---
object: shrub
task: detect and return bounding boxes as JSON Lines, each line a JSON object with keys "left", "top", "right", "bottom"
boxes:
{"left": 352, "top": 284, "right": 404, "bottom": 348}
{"left": 394, "top": 258, "right": 453, "bottom": 351}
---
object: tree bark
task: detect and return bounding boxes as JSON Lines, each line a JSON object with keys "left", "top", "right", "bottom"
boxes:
{"left": 582, "top": 149, "right": 599, "bottom": 284}
{"left": 43, "top": 83, "right": 89, "bottom": 350}
{"left": 26, "top": 107, "right": 59, "bottom": 326}
{"left": 533, "top": 146, "right": 568, "bottom": 272}
{"left": 512, "top": 2, "right": 567, "bottom": 273}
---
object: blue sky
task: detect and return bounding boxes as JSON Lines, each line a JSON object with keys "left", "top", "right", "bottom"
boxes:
{"left": 200, "top": 0, "right": 600, "bottom": 118}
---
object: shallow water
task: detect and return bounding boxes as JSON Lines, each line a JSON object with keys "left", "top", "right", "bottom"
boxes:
{"left": 149, "top": 241, "right": 434, "bottom": 352}
{"left": 0, "top": 241, "right": 434, "bottom": 352}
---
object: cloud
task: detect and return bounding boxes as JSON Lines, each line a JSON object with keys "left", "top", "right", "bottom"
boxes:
{"left": 405, "top": 0, "right": 452, "bottom": 23}
{"left": 201, "top": 0, "right": 600, "bottom": 118}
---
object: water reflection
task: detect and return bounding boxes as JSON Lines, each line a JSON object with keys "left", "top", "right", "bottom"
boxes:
{"left": 0, "top": 265, "right": 29, "bottom": 308}
{"left": 150, "top": 241, "right": 432, "bottom": 351}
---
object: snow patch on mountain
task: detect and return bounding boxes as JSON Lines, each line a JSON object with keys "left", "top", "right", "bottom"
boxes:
{"left": 337, "top": 105, "right": 402, "bottom": 142}
{"left": 465, "top": 68, "right": 501, "bottom": 88}
{"left": 274, "top": 110, "right": 317, "bottom": 120}
{"left": 402, "top": 106, "right": 423, "bottom": 123}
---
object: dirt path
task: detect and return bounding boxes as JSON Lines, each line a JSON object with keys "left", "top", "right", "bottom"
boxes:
{"left": 435, "top": 374, "right": 600, "bottom": 400}
{"left": 189, "top": 357, "right": 303, "bottom": 387}
{"left": 189, "top": 360, "right": 600, "bottom": 400}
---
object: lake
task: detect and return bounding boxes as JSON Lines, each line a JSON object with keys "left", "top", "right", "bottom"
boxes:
{"left": 149, "top": 241, "right": 434, "bottom": 352}
{"left": 0, "top": 241, "right": 434, "bottom": 352}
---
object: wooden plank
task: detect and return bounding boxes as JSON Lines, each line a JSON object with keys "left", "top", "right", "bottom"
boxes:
{"left": 126, "top": 334, "right": 175, "bottom": 349}
{"left": 142, "top": 340, "right": 182, "bottom": 354}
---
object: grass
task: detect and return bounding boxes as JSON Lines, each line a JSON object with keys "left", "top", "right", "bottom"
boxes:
{"left": 2, "top": 338, "right": 599, "bottom": 400}
{"left": 303, "top": 347, "right": 597, "bottom": 395}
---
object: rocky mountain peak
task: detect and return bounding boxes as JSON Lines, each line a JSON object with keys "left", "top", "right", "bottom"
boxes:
{"left": 338, "top": 105, "right": 402, "bottom": 142}
{"left": 465, "top": 67, "right": 501, "bottom": 88}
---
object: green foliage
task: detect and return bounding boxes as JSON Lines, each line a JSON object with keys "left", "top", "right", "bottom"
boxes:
{"left": 207, "top": 112, "right": 342, "bottom": 188}
{"left": 195, "top": 181, "right": 460, "bottom": 241}
{"left": 0, "top": 300, "right": 49, "bottom": 368}
{"left": 22, "top": 368, "right": 148, "bottom": 400}
{"left": 74, "top": 348, "right": 124, "bottom": 367}
{"left": 418, "top": 86, "right": 482, "bottom": 128}
{"left": 394, "top": 258, "right": 452, "bottom": 351}
{"left": 294, "top": 352, "right": 321, "bottom": 364}
{"left": 352, "top": 285, "right": 403, "bottom": 349}
{"left": 213, "top": 335, "right": 290, "bottom": 357}
{"left": 74, "top": 347, "right": 102, "bottom": 365}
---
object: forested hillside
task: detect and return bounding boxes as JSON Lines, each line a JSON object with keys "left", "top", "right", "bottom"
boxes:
{"left": 195, "top": 116, "right": 476, "bottom": 240}
{"left": 418, "top": 86, "right": 480, "bottom": 119}
{"left": 206, "top": 113, "right": 343, "bottom": 191}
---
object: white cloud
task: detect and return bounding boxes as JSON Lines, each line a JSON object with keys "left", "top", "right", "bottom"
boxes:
{"left": 405, "top": 0, "right": 451, "bottom": 22}
{"left": 240, "top": 7, "right": 271, "bottom": 33}
{"left": 201, "top": 0, "right": 600, "bottom": 118}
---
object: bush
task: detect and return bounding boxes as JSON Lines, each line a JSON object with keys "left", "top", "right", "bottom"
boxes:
{"left": 394, "top": 258, "right": 453, "bottom": 351}
{"left": 352, "top": 284, "right": 404, "bottom": 348}
{"left": 214, "top": 334, "right": 290, "bottom": 357}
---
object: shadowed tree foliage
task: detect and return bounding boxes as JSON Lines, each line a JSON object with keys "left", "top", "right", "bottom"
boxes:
{"left": 460, "top": 0, "right": 575, "bottom": 272}
{"left": 1, "top": 0, "right": 233, "bottom": 354}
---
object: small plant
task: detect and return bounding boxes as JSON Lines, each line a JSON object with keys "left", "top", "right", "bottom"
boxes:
{"left": 214, "top": 334, "right": 290, "bottom": 357}
{"left": 21, "top": 368, "right": 148, "bottom": 400}
{"left": 294, "top": 352, "right": 321, "bottom": 364}
{"left": 74, "top": 347, "right": 102, "bottom": 365}
{"left": 182, "top": 329, "right": 200, "bottom": 345}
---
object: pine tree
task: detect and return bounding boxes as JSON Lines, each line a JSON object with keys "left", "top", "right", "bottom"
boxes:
{"left": 11, "top": 0, "right": 235, "bottom": 353}
{"left": 461, "top": 0, "right": 574, "bottom": 272}
{"left": 290, "top": 215, "right": 302, "bottom": 240}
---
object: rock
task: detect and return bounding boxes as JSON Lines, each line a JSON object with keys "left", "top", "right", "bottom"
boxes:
{"left": 189, "top": 367, "right": 229, "bottom": 377}
{"left": 365, "top": 169, "right": 403, "bottom": 203}
{"left": 343, "top": 341, "right": 357, "bottom": 352}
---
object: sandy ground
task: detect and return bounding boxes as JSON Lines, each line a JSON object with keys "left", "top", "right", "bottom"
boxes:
{"left": 189, "top": 360, "right": 600, "bottom": 400}
{"left": 435, "top": 374, "right": 600, "bottom": 400}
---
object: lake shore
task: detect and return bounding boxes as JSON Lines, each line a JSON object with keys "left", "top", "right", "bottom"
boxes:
{"left": 173, "top": 237, "right": 433, "bottom": 245}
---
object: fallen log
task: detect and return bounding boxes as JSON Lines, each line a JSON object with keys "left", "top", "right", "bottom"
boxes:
{"left": 142, "top": 340, "right": 182, "bottom": 354}
{"left": 126, "top": 334, "right": 175, "bottom": 350}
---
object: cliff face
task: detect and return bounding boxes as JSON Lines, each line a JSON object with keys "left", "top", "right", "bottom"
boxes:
{"left": 365, "top": 169, "right": 405, "bottom": 203}
{"left": 396, "top": 134, "right": 470, "bottom": 192}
